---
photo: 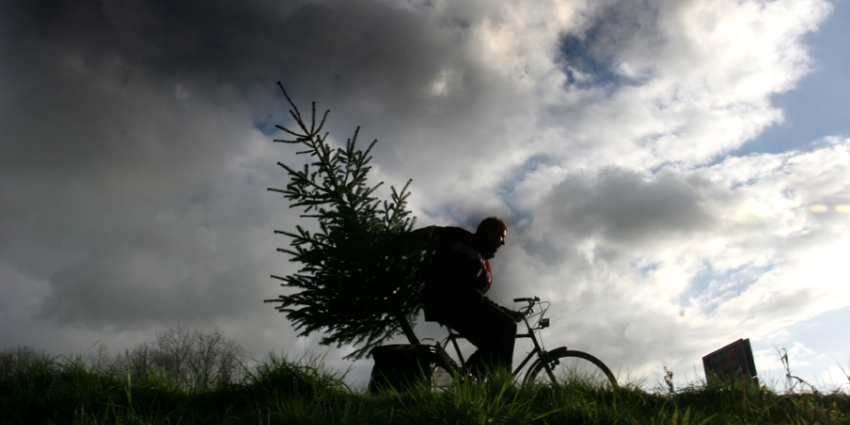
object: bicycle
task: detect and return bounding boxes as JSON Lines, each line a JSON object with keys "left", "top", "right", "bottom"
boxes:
{"left": 369, "top": 296, "right": 618, "bottom": 391}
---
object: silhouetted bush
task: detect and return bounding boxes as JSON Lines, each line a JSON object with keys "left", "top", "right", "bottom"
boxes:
{"left": 0, "top": 346, "right": 51, "bottom": 379}
{"left": 126, "top": 326, "right": 243, "bottom": 391}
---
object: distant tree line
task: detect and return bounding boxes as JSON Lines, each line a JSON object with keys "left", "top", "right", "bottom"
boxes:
{"left": 0, "top": 326, "right": 243, "bottom": 392}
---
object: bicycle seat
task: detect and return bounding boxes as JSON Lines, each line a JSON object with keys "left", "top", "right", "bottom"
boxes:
{"left": 439, "top": 324, "right": 465, "bottom": 339}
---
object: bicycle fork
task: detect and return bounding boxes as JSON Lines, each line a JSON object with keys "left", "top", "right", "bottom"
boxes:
{"left": 536, "top": 347, "right": 569, "bottom": 382}
{"left": 516, "top": 316, "right": 565, "bottom": 383}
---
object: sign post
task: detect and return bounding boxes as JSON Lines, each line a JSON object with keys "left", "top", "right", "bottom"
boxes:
{"left": 702, "top": 338, "right": 758, "bottom": 382}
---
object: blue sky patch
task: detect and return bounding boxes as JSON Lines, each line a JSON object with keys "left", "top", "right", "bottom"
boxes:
{"left": 558, "top": 34, "right": 625, "bottom": 91}
{"left": 254, "top": 120, "right": 278, "bottom": 136}
{"left": 734, "top": 0, "right": 850, "bottom": 156}
{"left": 684, "top": 262, "right": 774, "bottom": 314}
{"left": 498, "top": 153, "right": 551, "bottom": 195}
{"left": 631, "top": 260, "right": 659, "bottom": 277}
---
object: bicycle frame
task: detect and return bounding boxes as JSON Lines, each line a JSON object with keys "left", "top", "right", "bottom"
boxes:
{"left": 436, "top": 296, "right": 562, "bottom": 383}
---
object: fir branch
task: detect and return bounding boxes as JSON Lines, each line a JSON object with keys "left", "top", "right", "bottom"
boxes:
{"left": 264, "top": 84, "right": 427, "bottom": 359}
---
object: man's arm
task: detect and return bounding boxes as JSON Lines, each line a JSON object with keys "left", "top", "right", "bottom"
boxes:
{"left": 478, "top": 293, "right": 522, "bottom": 322}
{"left": 500, "top": 306, "right": 524, "bottom": 322}
{"left": 410, "top": 225, "right": 437, "bottom": 241}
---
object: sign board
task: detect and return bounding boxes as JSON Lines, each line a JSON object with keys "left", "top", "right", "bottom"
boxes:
{"left": 702, "top": 338, "right": 757, "bottom": 380}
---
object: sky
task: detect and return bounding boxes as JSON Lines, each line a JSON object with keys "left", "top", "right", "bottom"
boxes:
{"left": 1, "top": 0, "right": 849, "bottom": 390}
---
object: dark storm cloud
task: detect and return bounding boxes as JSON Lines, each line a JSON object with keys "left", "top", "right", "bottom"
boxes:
{"left": 3, "top": 0, "right": 445, "bottom": 87}
{"left": 0, "top": 0, "right": 478, "bottom": 138}
{"left": 0, "top": 0, "right": 507, "bottom": 195}
{"left": 16, "top": 158, "right": 286, "bottom": 326}
{"left": 0, "top": 0, "right": 469, "bottom": 328}
{"left": 543, "top": 167, "right": 728, "bottom": 246}
{"left": 33, "top": 248, "right": 267, "bottom": 328}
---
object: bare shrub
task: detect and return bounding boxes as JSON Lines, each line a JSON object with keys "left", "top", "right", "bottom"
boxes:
{"left": 1, "top": 327, "right": 243, "bottom": 391}
{"left": 192, "top": 327, "right": 242, "bottom": 389}
{"left": 126, "top": 326, "right": 243, "bottom": 391}
{"left": 0, "top": 346, "right": 51, "bottom": 379}
{"left": 86, "top": 343, "right": 124, "bottom": 376}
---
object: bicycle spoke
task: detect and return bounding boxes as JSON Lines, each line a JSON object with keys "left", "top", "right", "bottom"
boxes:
{"left": 525, "top": 350, "right": 618, "bottom": 389}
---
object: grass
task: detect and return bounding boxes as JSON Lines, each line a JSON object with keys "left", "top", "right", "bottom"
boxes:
{"left": 0, "top": 351, "right": 848, "bottom": 424}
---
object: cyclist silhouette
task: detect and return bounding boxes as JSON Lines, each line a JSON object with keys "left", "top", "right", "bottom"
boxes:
{"left": 413, "top": 216, "right": 522, "bottom": 380}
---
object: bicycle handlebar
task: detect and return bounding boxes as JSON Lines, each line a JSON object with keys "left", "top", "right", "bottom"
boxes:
{"left": 513, "top": 296, "right": 542, "bottom": 318}
{"left": 513, "top": 296, "right": 540, "bottom": 303}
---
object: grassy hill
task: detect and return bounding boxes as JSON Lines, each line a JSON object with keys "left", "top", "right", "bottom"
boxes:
{"left": 1, "top": 347, "right": 848, "bottom": 425}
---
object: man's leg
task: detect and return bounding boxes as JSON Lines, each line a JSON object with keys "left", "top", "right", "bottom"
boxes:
{"left": 440, "top": 300, "right": 517, "bottom": 379}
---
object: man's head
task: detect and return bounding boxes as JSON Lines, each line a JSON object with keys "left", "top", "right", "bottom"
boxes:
{"left": 476, "top": 216, "right": 508, "bottom": 253}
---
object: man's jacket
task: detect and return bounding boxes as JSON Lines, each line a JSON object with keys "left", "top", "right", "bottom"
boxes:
{"left": 412, "top": 226, "right": 502, "bottom": 321}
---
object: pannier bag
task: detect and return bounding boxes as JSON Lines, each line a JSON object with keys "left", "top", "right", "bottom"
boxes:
{"left": 368, "top": 344, "right": 432, "bottom": 393}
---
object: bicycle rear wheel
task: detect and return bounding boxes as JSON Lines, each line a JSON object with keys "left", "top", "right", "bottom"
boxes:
{"left": 524, "top": 349, "right": 618, "bottom": 389}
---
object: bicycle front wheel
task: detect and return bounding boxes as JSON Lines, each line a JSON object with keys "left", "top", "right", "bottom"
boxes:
{"left": 524, "top": 349, "right": 618, "bottom": 389}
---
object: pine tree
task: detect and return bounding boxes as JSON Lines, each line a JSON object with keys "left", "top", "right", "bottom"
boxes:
{"left": 265, "top": 83, "right": 427, "bottom": 359}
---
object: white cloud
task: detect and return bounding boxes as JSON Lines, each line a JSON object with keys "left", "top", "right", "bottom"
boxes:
{"left": 501, "top": 137, "right": 850, "bottom": 382}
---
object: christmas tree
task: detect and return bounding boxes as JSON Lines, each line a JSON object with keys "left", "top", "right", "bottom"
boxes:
{"left": 265, "top": 83, "right": 427, "bottom": 359}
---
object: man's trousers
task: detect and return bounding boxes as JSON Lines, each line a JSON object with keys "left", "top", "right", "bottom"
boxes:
{"left": 426, "top": 296, "right": 517, "bottom": 378}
